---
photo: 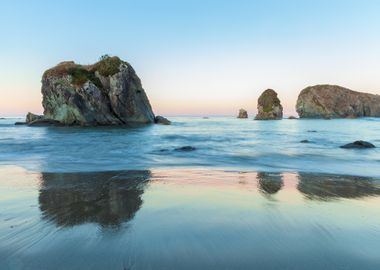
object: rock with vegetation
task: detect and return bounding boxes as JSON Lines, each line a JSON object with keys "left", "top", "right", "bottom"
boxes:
{"left": 340, "top": 140, "right": 375, "bottom": 149}
{"left": 255, "top": 89, "right": 283, "bottom": 120}
{"left": 237, "top": 109, "right": 248, "bottom": 119}
{"left": 154, "top": 116, "right": 171, "bottom": 125}
{"left": 296, "top": 85, "right": 380, "bottom": 118}
{"left": 41, "top": 55, "right": 155, "bottom": 126}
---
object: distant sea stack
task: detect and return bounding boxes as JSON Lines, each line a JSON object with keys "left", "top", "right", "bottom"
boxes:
{"left": 296, "top": 85, "right": 380, "bottom": 118}
{"left": 40, "top": 55, "right": 155, "bottom": 126}
{"left": 237, "top": 109, "right": 248, "bottom": 119}
{"left": 255, "top": 89, "right": 283, "bottom": 120}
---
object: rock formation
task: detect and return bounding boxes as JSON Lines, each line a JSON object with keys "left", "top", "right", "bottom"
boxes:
{"left": 340, "top": 140, "right": 375, "bottom": 149}
{"left": 26, "top": 112, "right": 43, "bottom": 123}
{"left": 237, "top": 109, "right": 248, "bottom": 119}
{"left": 296, "top": 85, "right": 380, "bottom": 118}
{"left": 154, "top": 116, "right": 171, "bottom": 125}
{"left": 255, "top": 89, "right": 283, "bottom": 120}
{"left": 40, "top": 56, "right": 155, "bottom": 126}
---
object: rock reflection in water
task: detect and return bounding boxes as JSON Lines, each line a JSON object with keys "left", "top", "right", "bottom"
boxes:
{"left": 297, "top": 173, "right": 380, "bottom": 200}
{"left": 257, "top": 172, "right": 284, "bottom": 195}
{"left": 38, "top": 170, "right": 150, "bottom": 227}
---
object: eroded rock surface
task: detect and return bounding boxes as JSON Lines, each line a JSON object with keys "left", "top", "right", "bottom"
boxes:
{"left": 41, "top": 56, "right": 155, "bottom": 126}
{"left": 296, "top": 85, "right": 380, "bottom": 118}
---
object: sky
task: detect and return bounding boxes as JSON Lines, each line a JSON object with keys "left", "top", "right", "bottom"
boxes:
{"left": 0, "top": 0, "right": 380, "bottom": 117}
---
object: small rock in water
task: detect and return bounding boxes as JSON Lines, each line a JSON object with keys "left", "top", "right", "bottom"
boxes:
{"left": 288, "top": 116, "right": 297, "bottom": 119}
{"left": 155, "top": 116, "right": 171, "bottom": 125}
{"left": 340, "top": 140, "right": 375, "bottom": 149}
{"left": 300, "top": 140, "right": 310, "bottom": 143}
{"left": 175, "top": 146, "right": 196, "bottom": 152}
{"left": 26, "top": 112, "right": 44, "bottom": 124}
{"left": 237, "top": 109, "right": 248, "bottom": 119}
{"left": 307, "top": 130, "right": 317, "bottom": 133}
{"left": 15, "top": 122, "right": 27, "bottom": 125}
{"left": 202, "top": 117, "right": 209, "bottom": 119}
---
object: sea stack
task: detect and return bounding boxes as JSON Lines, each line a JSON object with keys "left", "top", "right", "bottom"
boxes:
{"left": 237, "top": 109, "right": 248, "bottom": 119}
{"left": 39, "top": 55, "right": 155, "bottom": 126}
{"left": 296, "top": 85, "right": 380, "bottom": 118}
{"left": 255, "top": 89, "right": 283, "bottom": 120}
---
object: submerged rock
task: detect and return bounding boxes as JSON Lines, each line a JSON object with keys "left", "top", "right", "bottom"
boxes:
{"left": 154, "top": 116, "right": 171, "bottom": 125}
{"left": 300, "top": 140, "right": 311, "bottom": 143}
{"left": 26, "top": 112, "right": 44, "bottom": 124}
{"left": 340, "top": 141, "right": 375, "bottom": 149}
{"left": 175, "top": 146, "right": 196, "bottom": 152}
{"left": 41, "top": 56, "right": 155, "bottom": 126}
{"left": 15, "top": 122, "right": 27, "bottom": 125}
{"left": 255, "top": 89, "right": 283, "bottom": 120}
{"left": 296, "top": 85, "right": 380, "bottom": 118}
{"left": 237, "top": 109, "right": 248, "bottom": 119}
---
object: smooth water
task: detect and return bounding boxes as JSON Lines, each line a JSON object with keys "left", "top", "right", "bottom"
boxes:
{"left": 1, "top": 117, "right": 380, "bottom": 269}
{"left": 0, "top": 166, "right": 379, "bottom": 270}
{"left": 0, "top": 117, "right": 379, "bottom": 176}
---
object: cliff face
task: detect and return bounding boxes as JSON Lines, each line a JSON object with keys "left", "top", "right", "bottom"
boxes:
{"left": 296, "top": 85, "right": 380, "bottom": 118}
{"left": 255, "top": 89, "right": 283, "bottom": 120}
{"left": 41, "top": 56, "right": 155, "bottom": 125}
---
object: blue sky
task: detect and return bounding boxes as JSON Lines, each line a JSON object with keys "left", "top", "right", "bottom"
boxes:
{"left": 1, "top": 0, "right": 380, "bottom": 116}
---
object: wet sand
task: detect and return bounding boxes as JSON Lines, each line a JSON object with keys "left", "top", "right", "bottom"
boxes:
{"left": 1, "top": 166, "right": 380, "bottom": 270}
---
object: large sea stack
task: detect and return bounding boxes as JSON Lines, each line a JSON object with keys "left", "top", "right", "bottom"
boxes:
{"left": 296, "top": 85, "right": 380, "bottom": 118}
{"left": 255, "top": 89, "right": 283, "bottom": 120}
{"left": 41, "top": 56, "right": 155, "bottom": 125}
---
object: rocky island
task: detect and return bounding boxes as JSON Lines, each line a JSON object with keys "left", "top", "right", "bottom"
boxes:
{"left": 296, "top": 85, "right": 380, "bottom": 118}
{"left": 25, "top": 55, "right": 170, "bottom": 126}
{"left": 237, "top": 109, "right": 248, "bottom": 119}
{"left": 255, "top": 89, "right": 283, "bottom": 120}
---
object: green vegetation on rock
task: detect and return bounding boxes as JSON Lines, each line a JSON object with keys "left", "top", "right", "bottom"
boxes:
{"left": 43, "top": 55, "right": 124, "bottom": 88}
{"left": 93, "top": 55, "right": 123, "bottom": 77}
{"left": 258, "top": 89, "right": 280, "bottom": 112}
{"left": 67, "top": 66, "right": 102, "bottom": 88}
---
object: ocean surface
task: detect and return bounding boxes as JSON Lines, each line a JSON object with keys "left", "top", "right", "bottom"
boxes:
{"left": 0, "top": 117, "right": 379, "bottom": 176}
{"left": 1, "top": 117, "right": 380, "bottom": 270}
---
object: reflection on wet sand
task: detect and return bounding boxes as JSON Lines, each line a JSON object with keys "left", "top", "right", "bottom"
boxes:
{"left": 38, "top": 171, "right": 150, "bottom": 227}
{"left": 297, "top": 173, "right": 380, "bottom": 200}
{"left": 1, "top": 167, "right": 380, "bottom": 270}
{"left": 257, "top": 172, "right": 284, "bottom": 195}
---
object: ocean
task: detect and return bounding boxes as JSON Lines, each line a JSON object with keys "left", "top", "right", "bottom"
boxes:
{"left": 0, "top": 117, "right": 379, "bottom": 270}
{"left": 0, "top": 117, "right": 379, "bottom": 176}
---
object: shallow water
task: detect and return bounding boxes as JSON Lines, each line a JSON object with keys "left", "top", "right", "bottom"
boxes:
{"left": 0, "top": 166, "right": 379, "bottom": 270}
{"left": 1, "top": 117, "right": 380, "bottom": 269}
{"left": 0, "top": 117, "right": 379, "bottom": 176}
